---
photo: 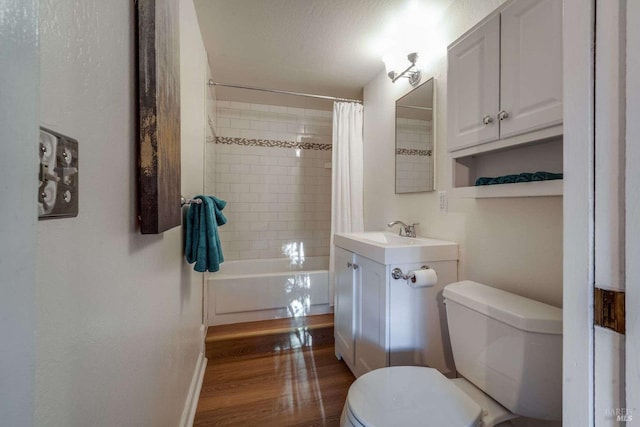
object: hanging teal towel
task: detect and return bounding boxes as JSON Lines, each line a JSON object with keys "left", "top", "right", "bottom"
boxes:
{"left": 185, "top": 195, "right": 227, "bottom": 273}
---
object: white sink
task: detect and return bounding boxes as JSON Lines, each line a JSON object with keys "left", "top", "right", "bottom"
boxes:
{"left": 334, "top": 232, "right": 458, "bottom": 264}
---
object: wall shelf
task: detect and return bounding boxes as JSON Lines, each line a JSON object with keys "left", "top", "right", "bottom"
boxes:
{"left": 451, "top": 137, "right": 563, "bottom": 198}
{"left": 452, "top": 179, "right": 563, "bottom": 199}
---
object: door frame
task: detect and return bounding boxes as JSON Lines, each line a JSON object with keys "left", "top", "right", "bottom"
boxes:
{"left": 563, "top": 0, "right": 596, "bottom": 425}
{"left": 625, "top": 1, "right": 640, "bottom": 424}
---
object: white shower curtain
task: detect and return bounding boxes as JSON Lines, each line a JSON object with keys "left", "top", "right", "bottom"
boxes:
{"left": 329, "top": 101, "right": 364, "bottom": 304}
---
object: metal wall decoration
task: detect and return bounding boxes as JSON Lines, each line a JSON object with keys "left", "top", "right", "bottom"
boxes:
{"left": 136, "top": 0, "right": 181, "bottom": 234}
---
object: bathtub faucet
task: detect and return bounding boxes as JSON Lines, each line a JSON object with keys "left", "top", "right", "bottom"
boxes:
{"left": 386, "top": 220, "right": 419, "bottom": 238}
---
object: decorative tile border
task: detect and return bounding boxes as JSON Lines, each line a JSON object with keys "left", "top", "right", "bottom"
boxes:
{"left": 396, "top": 148, "right": 432, "bottom": 156}
{"left": 216, "top": 136, "right": 332, "bottom": 151}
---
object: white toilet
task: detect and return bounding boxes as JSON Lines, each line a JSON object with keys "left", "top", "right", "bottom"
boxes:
{"left": 340, "top": 280, "right": 562, "bottom": 427}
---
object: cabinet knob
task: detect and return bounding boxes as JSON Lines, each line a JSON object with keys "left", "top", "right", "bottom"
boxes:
{"left": 352, "top": 264, "right": 359, "bottom": 270}
{"left": 482, "top": 115, "right": 493, "bottom": 125}
{"left": 497, "top": 110, "right": 510, "bottom": 121}
{"left": 347, "top": 262, "right": 352, "bottom": 268}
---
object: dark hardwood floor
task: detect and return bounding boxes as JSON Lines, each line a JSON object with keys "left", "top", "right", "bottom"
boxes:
{"left": 194, "top": 314, "right": 355, "bottom": 426}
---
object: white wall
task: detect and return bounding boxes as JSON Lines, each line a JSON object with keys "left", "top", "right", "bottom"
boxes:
{"left": 363, "top": 0, "right": 563, "bottom": 308}
{"left": 0, "top": 0, "right": 38, "bottom": 424}
{"left": 36, "top": 1, "right": 206, "bottom": 426}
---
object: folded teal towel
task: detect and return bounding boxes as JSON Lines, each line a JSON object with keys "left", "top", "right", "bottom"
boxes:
{"left": 532, "top": 171, "right": 563, "bottom": 181}
{"left": 185, "top": 195, "right": 227, "bottom": 272}
{"left": 475, "top": 171, "right": 563, "bottom": 186}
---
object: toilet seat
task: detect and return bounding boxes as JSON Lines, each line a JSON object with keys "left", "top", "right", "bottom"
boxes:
{"left": 345, "top": 366, "right": 482, "bottom": 427}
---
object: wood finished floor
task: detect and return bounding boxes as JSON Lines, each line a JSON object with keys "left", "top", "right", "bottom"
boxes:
{"left": 194, "top": 315, "right": 355, "bottom": 426}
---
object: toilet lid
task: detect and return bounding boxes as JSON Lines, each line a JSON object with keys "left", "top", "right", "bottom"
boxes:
{"left": 347, "top": 367, "right": 482, "bottom": 427}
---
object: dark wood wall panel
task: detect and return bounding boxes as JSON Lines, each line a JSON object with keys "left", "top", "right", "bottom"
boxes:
{"left": 136, "top": 0, "right": 181, "bottom": 234}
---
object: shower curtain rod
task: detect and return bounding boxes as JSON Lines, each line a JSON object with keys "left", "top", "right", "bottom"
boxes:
{"left": 208, "top": 80, "right": 363, "bottom": 104}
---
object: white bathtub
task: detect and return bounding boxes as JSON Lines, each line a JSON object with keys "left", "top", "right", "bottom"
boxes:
{"left": 207, "top": 256, "right": 332, "bottom": 326}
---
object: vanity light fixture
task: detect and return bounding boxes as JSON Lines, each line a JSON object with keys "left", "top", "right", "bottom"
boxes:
{"left": 386, "top": 52, "right": 422, "bottom": 87}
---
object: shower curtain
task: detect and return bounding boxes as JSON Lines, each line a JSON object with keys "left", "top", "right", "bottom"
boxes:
{"left": 329, "top": 102, "right": 364, "bottom": 304}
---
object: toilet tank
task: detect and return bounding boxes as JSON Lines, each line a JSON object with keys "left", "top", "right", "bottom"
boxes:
{"left": 443, "top": 281, "right": 562, "bottom": 421}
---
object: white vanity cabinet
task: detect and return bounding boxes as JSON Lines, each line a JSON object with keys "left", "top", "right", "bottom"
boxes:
{"left": 447, "top": 0, "right": 562, "bottom": 153}
{"left": 334, "top": 247, "right": 357, "bottom": 368}
{"left": 334, "top": 247, "right": 388, "bottom": 378}
{"left": 333, "top": 233, "right": 459, "bottom": 378}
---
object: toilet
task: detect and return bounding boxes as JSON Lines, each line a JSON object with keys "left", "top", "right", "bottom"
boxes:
{"left": 340, "top": 280, "right": 562, "bottom": 427}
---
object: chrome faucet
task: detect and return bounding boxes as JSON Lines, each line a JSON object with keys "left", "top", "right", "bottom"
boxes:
{"left": 387, "top": 220, "right": 419, "bottom": 238}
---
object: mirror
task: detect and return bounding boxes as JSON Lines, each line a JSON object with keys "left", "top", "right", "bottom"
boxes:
{"left": 395, "top": 78, "right": 434, "bottom": 193}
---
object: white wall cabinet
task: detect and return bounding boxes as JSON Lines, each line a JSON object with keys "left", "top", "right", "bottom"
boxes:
{"left": 447, "top": 0, "right": 563, "bottom": 153}
{"left": 334, "top": 243, "right": 459, "bottom": 378}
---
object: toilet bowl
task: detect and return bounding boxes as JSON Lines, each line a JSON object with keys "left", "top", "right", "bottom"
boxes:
{"left": 340, "top": 281, "right": 563, "bottom": 427}
{"left": 340, "top": 367, "right": 518, "bottom": 427}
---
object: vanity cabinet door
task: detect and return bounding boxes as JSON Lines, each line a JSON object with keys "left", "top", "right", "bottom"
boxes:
{"left": 447, "top": 13, "right": 500, "bottom": 151}
{"left": 354, "top": 256, "right": 388, "bottom": 377}
{"left": 499, "top": 0, "right": 562, "bottom": 139}
{"left": 334, "top": 247, "right": 356, "bottom": 369}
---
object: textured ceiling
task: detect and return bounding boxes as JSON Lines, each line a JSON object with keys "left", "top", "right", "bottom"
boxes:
{"left": 194, "top": 0, "right": 453, "bottom": 106}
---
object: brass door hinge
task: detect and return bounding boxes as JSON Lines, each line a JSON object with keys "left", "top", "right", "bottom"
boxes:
{"left": 594, "top": 288, "right": 625, "bottom": 334}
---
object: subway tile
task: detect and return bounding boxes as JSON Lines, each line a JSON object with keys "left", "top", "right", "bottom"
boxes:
{"left": 241, "top": 155, "right": 261, "bottom": 165}
{"left": 240, "top": 129, "right": 260, "bottom": 139}
{"left": 260, "top": 110, "right": 280, "bottom": 121}
{"left": 249, "top": 222, "right": 269, "bottom": 232}
{"left": 229, "top": 101, "right": 248, "bottom": 109}
{"left": 287, "top": 123, "right": 305, "bottom": 133}
{"left": 277, "top": 193, "right": 296, "bottom": 204}
{"left": 261, "top": 212, "right": 280, "bottom": 221}
{"left": 229, "top": 183, "right": 251, "bottom": 193}
{"left": 250, "top": 120, "right": 269, "bottom": 130}
{"left": 250, "top": 240, "right": 268, "bottom": 250}
{"left": 278, "top": 175, "right": 296, "bottom": 185}
{"left": 217, "top": 108, "right": 241, "bottom": 119}
{"left": 223, "top": 251, "right": 240, "bottom": 260}
{"left": 268, "top": 121, "right": 287, "bottom": 132}
{"left": 277, "top": 156, "right": 298, "bottom": 167}
{"left": 268, "top": 221, "right": 289, "bottom": 231}
{"left": 238, "top": 250, "right": 262, "bottom": 260}
{"left": 267, "top": 203, "right": 287, "bottom": 213}
{"left": 241, "top": 110, "right": 260, "bottom": 120}
{"left": 250, "top": 103, "right": 270, "bottom": 112}
{"left": 250, "top": 203, "right": 267, "bottom": 212}
{"left": 217, "top": 118, "right": 230, "bottom": 128}
{"left": 264, "top": 175, "right": 279, "bottom": 184}
{"left": 229, "top": 119, "right": 249, "bottom": 129}
{"left": 259, "top": 230, "right": 278, "bottom": 241}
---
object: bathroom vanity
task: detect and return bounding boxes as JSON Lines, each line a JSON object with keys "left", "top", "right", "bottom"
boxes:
{"left": 333, "top": 232, "right": 458, "bottom": 378}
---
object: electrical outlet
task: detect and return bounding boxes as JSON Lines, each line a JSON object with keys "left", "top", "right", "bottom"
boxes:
{"left": 38, "top": 127, "right": 79, "bottom": 219}
{"left": 439, "top": 191, "right": 448, "bottom": 213}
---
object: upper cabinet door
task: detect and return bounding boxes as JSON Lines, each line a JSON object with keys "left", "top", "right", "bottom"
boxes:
{"left": 447, "top": 14, "right": 500, "bottom": 152}
{"left": 499, "top": 0, "right": 563, "bottom": 139}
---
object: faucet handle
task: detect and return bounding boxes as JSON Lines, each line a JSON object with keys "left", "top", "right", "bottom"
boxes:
{"left": 406, "top": 223, "right": 419, "bottom": 238}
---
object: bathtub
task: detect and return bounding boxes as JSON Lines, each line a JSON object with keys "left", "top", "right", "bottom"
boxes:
{"left": 207, "top": 256, "right": 332, "bottom": 326}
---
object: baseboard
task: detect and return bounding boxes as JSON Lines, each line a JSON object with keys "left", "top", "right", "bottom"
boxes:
{"left": 179, "top": 350, "right": 207, "bottom": 427}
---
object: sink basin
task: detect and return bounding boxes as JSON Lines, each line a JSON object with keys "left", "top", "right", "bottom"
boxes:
{"left": 334, "top": 232, "right": 458, "bottom": 264}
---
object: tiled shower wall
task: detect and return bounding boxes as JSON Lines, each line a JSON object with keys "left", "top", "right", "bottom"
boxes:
{"left": 395, "top": 117, "right": 433, "bottom": 193}
{"left": 206, "top": 101, "right": 333, "bottom": 261}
